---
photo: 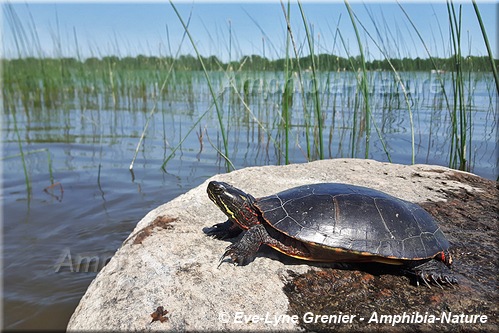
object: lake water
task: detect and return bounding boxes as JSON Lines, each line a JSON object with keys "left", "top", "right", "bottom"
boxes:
{"left": 2, "top": 71, "right": 497, "bottom": 329}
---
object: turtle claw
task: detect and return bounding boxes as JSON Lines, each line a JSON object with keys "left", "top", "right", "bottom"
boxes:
{"left": 443, "top": 275, "right": 457, "bottom": 287}
{"left": 216, "top": 225, "right": 267, "bottom": 267}
{"left": 411, "top": 259, "right": 458, "bottom": 288}
{"left": 218, "top": 243, "right": 251, "bottom": 267}
{"left": 221, "top": 236, "right": 266, "bottom": 267}
{"left": 432, "top": 274, "right": 444, "bottom": 289}
{"left": 217, "top": 253, "right": 231, "bottom": 268}
{"left": 217, "top": 252, "right": 227, "bottom": 268}
{"left": 417, "top": 274, "right": 433, "bottom": 289}
{"left": 415, "top": 270, "right": 458, "bottom": 289}
{"left": 217, "top": 246, "right": 239, "bottom": 267}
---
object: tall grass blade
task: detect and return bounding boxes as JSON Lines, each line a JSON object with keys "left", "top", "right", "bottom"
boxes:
{"left": 447, "top": 1, "right": 467, "bottom": 171}
{"left": 170, "top": 1, "right": 232, "bottom": 171}
{"left": 351, "top": 6, "right": 421, "bottom": 163}
{"left": 345, "top": 0, "right": 371, "bottom": 159}
{"left": 472, "top": 0, "right": 499, "bottom": 95}
{"left": 298, "top": 0, "right": 324, "bottom": 159}
{"left": 398, "top": 2, "right": 452, "bottom": 111}
{"left": 282, "top": 1, "right": 292, "bottom": 164}
{"left": 336, "top": 28, "right": 359, "bottom": 158}
{"left": 161, "top": 107, "right": 212, "bottom": 171}
{"left": 280, "top": 0, "right": 312, "bottom": 160}
{"left": 130, "top": 9, "right": 190, "bottom": 172}
{"left": 10, "top": 103, "right": 32, "bottom": 198}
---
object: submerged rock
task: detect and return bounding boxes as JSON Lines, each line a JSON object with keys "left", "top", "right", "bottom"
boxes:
{"left": 67, "top": 159, "right": 498, "bottom": 332}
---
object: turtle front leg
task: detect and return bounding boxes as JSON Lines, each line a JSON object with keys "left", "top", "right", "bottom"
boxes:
{"left": 203, "top": 220, "right": 243, "bottom": 240}
{"left": 219, "top": 224, "right": 310, "bottom": 266}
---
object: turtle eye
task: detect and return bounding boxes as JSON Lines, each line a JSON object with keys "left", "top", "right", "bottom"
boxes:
{"left": 209, "top": 181, "right": 226, "bottom": 195}
{"left": 213, "top": 184, "right": 226, "bottom": 194}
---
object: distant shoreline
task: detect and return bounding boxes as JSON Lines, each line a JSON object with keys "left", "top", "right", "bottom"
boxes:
{"left": 3, "top": 54, "right": 497, "bottom": 72}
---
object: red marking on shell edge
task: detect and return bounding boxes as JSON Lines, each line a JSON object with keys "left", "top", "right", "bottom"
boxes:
{"left": 441, "top": 251, "right": 452, "bottom": 265}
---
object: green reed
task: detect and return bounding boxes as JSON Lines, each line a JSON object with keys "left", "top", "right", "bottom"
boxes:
{"left": 472, "top": 1, "right": 499, "bottom": 95}
{"left": 398, "top": 0, "right": 482, "bottom": 172}
{"left": 131, "top": 24, "right": 187, "bottom": 172}
{"left": 6, "top": 99, "right": 31, "bottom": 197}
{"left": 170, "top": 0, "right": 232, "bottom": 172}
{"left": 447, "top": 2, "right": 468, "bottom": 171}
{"left": 352, "top": 5, "right": 416, "bottom": 163}
{"left": 298, "top": 0, "right": 324, "bottom": 160}
{"left": 282, "top": 1, "right": 292, "bottom": 165}
{"left": 280, "top": 1, "right": 312, "bottom": 160}
{"left": 345, "top": 0, "right": 371, "bottom": 160}
{"left": 3, "top": 1, "right": 497, "bottom": 183}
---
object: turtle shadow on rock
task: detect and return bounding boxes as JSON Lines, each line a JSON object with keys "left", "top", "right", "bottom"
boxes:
{"left": 204, "top": 223, "right": 393, "bottom": 271}
{"left": 205, "top": 230, "right": 455, "bottom": 289}
{"left": 203, "top": 222, "right": 422, "bottom": 283}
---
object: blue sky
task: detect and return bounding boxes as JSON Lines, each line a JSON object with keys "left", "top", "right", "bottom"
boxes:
{"left": 2, "top": 1, "right": 497, "bottom": 61}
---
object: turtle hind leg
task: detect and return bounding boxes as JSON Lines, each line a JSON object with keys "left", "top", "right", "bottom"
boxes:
{"left": 203, "top": 220, "right": 243, "bottom": 240}
{"left": 407, "top": 259, "right": 458, "bottom": 288}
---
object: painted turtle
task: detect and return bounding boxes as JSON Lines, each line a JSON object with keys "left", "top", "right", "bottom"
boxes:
{"left": 205, "top": 181, "right": 457, "bottom": 287}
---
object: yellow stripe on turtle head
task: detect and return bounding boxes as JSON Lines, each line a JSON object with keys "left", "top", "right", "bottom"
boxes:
{"left": 220, "top": 201, "right": 236, "bottom": 220}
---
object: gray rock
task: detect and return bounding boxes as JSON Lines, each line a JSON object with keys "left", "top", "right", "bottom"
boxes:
{"left": 67, "top": 159, "right": 497, "bottom": 331}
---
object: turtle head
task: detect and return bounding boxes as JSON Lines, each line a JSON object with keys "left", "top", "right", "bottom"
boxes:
{"left": 207, "top": 181, "right": 259, "bottom": 229}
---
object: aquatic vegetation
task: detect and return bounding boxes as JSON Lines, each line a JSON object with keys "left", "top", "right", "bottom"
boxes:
{"left": 2, "top": 1, "right": 498, "bottom": 190}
